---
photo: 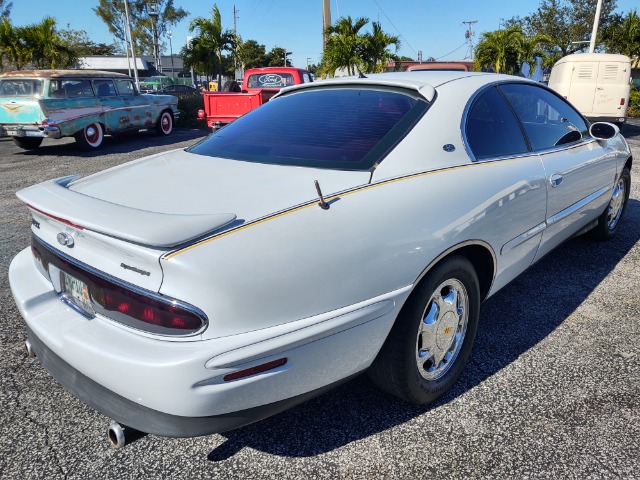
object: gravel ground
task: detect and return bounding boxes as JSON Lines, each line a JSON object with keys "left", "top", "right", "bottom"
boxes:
{"left": 0, "top": 124, "right": 638, "bottom": 479}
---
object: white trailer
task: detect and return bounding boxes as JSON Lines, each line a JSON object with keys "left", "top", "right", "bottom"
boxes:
{"left": 548, "top": 53, "right": 631, "bottom": 125}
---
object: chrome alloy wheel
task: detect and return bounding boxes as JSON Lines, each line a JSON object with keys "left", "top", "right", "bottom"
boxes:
{"left": 416, "top": 278, "right": 469, "bottom": 381}
{"left": 606, "top": 177, "right": 626, "bottom": 231}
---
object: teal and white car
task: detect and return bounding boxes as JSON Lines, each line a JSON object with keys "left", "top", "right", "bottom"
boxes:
{"left": 0, "top": 69, "right": 179, "bottom": 150}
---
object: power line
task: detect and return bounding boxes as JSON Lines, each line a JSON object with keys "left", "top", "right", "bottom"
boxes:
{"left": 372, "top": 0, "right": 418, "bottom": 57}
{"left": 435, "top": 41, "right": 468, "bottom": 61}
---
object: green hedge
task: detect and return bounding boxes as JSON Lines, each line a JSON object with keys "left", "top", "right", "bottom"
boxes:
{"left": 628, "top": 89, "right": 640, "bottom": 118}
{"left": 174, "top": 95, "right": 208, "bottom": 129}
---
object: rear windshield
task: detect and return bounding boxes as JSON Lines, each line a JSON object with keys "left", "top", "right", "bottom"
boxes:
{"left": 0, "top": 79, "right": 43, "bottom": 96}
{"left": 187, "top": 87, "right": 429, "bottom": 170}
{"left": 247, "top": 73, "right": 295, "bottom": 88}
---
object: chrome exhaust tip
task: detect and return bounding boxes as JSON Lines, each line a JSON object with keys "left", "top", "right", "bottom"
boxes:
{"left": 107, "top": 422, "right": 126, "bottom": 449}
{"left": 25, "top": 340, "right": 36, "bottom": 358}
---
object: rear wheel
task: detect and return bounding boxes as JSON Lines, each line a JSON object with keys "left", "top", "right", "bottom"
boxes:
{"left": 590, "top": 167, "right": 630, "bottom": 240}
{"left": 12, "top": 137, "right": 43, "bottom": 150}
{"left": 75, "top": 123, "right": 103, "bottom": 150}
{"left": 155, "top": 111, "right": 173, "bottom": 136}
{"left": 368, "top": 256, "right": 480, "bottom": 404}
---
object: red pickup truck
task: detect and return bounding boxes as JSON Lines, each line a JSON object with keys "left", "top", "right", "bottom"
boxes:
{"left": 198, "top": 67, "right": 313, "bottom": 130}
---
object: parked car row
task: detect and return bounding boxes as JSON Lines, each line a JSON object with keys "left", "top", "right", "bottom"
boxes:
{"left": 9, "top": 70, "right": 631, "bottom": 448}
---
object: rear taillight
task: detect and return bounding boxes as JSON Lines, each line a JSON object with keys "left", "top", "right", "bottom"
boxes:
{"left": 197, "top": 109, "right": 205, "bottom": 119}
{"left": 620, "top": 98, "right": 625, "bottom": 106}
{"left": 32, "top": 234, "right": 207, "bottom": 336}
{"left": 91, "top": 279, "right": 206, "bottom": 334}
{"left": 42, "top": 117, "right": 56, "bottom": 126}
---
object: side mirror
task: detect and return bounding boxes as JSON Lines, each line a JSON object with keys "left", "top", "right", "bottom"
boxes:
{"left": 589, "top": 122, "right": 619, "bottom": 140}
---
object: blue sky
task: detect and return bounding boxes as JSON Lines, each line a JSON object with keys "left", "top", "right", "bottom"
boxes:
{"left": 9, "top": 0, "right": 639, "bottom": 69}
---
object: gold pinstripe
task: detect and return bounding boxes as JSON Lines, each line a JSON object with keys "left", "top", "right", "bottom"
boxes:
{"left": 162, "top": 160, "right": 516, "bottom": 261}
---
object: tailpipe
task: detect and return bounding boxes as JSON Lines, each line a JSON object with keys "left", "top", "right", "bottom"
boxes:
{"left": 107, "top": 422, "right": 145, "bottom": 449}
{"left": 25, "top": 340, "right": 36, "bottom": 358}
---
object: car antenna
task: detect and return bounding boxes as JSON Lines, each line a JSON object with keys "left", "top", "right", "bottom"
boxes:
{"left": 314, "top": 180, "right": 330, "bottom": 210}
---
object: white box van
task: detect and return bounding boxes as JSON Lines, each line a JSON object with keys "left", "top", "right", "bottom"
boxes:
{"left": 548, "top": 53, "right": 631, "bottom": 125}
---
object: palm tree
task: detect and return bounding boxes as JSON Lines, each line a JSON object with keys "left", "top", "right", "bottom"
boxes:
{"left": 517, "top": 33, "right": 550, "bottom": 77}
{"left": 21, "top": 17, "right": 76, "bottom": 69}
{"left": 474, "top": 25, "right": 525, "bottom": 74}
{"left": 189, "top": 4, "right": 233, "bottom": 88}
{"left": 323, "top": 16, "right": 369, "bottom": 76}
{"left": 0, "top": 18, "right": 26, "bottom": 70}
{"left": 361, "top": 21, "right": 400, "bottom": 73}
{"left": 603, "top": 9, "right": 640, "bottom": 60}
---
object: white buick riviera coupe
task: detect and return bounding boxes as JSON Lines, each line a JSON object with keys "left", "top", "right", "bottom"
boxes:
{"left": 9, "top": 72, "right": 632, "bottom": 448}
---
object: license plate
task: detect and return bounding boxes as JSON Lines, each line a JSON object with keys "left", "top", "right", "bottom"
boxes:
{"left": 61, "top": 271, "right": 95, "bottom": 316}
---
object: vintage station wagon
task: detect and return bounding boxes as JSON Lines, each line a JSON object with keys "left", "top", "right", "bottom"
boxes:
{"left": 0, "top": 70, "right": 179, "bottom": 150}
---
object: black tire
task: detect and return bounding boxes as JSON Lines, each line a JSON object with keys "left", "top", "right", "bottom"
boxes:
{"left": 222, "top": 80, "right": 241, "bottom": 92}
{"left": 12, "top": 137, "right": 43, "bottom": 150}
{"left": 155, "top": 111, "right": 173, "bottom": 136}
{"left": 590, "top": 167, "right": 631, "bottom": 240}
{"left": 368, "top": 255, "right": 480, "bottom": 404}
{"left": 74, "top": 122, "right": 104, "bottom": 150}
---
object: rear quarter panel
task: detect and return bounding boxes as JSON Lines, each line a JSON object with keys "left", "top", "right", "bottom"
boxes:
{"left": 159, "top": 157, "right": 547, "bottom": 340}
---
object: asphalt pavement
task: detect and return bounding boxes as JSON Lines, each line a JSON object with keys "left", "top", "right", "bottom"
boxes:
{"left": 0, "top": 125, "right": 638, "bottom": 479}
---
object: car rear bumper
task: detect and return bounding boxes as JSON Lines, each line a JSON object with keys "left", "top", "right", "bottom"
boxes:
{"left": 0, "top": 124, "right": 61, "bottom": 138}
{"left": 9, "top": 246, "right": 408, "bottom": 436}
{"left": 24, "top": 324, "right": 360, "bottom": 437}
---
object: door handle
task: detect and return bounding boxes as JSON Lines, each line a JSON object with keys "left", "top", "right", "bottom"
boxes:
{"left": 550, "top": 173, "right": 563, "bottom": 187}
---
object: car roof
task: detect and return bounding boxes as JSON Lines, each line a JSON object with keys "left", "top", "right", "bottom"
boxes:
{"left": 0, "top": 69, "right": 132, "bottom": 79}
{"left": 276, "top": 71, "right": 532, "bottom": 103}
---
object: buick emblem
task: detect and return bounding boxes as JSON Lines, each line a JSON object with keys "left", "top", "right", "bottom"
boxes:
{"left": 443, "top": 144, "right": 456, "bottom": 152}
{"left": 56, "top": 232, "right": 74, "bottom": 247}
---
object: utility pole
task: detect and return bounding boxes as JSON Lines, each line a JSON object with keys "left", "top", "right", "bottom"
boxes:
{"left": 234, "top": 4, "right": 240, "bottom": 79}
{"left": 589, "top": 0, "right": 603, "bottom": 53}
{"left": 322, "top": 0, "right": 331, "bottom": 50}
{"left": 124, "top": 0, "right": 140, "bottom": 90}
{"left": 121, "top": 13, "right": 132, "bottom": 77}
{"left": 462, "top": 20, "right": 478, "bottom": 61}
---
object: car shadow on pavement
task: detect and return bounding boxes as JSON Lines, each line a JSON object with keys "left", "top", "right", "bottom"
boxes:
{"left": 208, "top": 198, "right": 640, "bottom": 461}
{"left": 13, "top": 128, "right": 208, "bottom": 157}
{"left": 620, "top": 121, "right": 640, "bottom": 139}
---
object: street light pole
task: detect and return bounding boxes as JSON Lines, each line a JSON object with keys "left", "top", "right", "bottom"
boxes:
{"left": 306, "top": 57, "right": 311, "bottom": 70}
{"left": 589, "top": 0, "right": 603, "bottom": 53}
{"left": 167, "top": 29, "right": 174, "bottom": 76}
{"left": 147, "top": 2, "right": 160, "bottom": 73}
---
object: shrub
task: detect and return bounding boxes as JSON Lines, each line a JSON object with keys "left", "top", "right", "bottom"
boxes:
{"left": 628, "top": 89, "right": 640, "bottom": 118}
{"left": 174, "top": 95, "right": 207, "bottom": 129}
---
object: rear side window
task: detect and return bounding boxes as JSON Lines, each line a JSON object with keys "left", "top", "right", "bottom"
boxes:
{"left": 115, "top": 79, "right": 135, "bottom": 96}
{"left": 465, "top": 86, "right": 529, "bottom": 160}
{"left": 498, "top": 83, "right": 588, "bottom": 151}
{"left": 188, "top": 87, "right": 429, "bottom": 170}
{"left": 49, "top": 79, "right": 93, "bottom": 98}
{"left": 93, "top": 80, "right": 117, "bottom": 97}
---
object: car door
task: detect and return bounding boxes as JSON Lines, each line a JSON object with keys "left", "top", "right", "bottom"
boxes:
{"left": 464, "top": 85, "right": 547, "bottom": 292}
{"left": 115, "top": 79, "right": 153, "bottom": 128}
{"left": 92, "top": 79, "right": 126, "bottom": 133}
{"left": 499, "top": 83, "right": 617, "bottom": 261}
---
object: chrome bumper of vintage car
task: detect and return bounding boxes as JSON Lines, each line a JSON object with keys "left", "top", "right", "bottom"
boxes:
{"left": 0, "top": 124, "right": 61, "bottom": 138}
{"left": 9, "top": 246, "right": 409, "bottom": 437}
